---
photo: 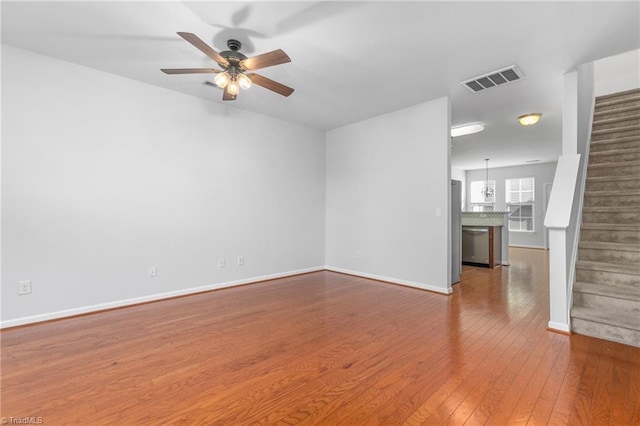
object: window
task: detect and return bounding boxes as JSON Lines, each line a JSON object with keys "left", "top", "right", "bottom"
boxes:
{"left": 470, "top": 180, "right": 495, "bottom": 211}
{"left": 506, "top": 177, "right": 535, "bottom": 232}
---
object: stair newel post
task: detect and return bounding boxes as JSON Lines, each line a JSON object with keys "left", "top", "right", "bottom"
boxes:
{"left": 547, "top": 228, "right": 571, "bottom": 332}
{"left": 544, "top": 154, "right": 582, "bottom": 334}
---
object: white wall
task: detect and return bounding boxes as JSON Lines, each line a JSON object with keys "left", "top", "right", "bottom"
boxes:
{"left": 466, "top": 162, "right": 557, "bottom": 248}
{"left": 594, "top": 49, "right": 640, "bottom": 96}
{"left": 325, "top": 98, "right": 452, "bottom": 294}
{"left": 1, "top": 46, "right": 326, "bottom": 325}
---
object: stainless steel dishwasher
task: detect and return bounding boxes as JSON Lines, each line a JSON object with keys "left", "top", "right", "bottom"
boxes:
{"left": 462, "top": 226, "right": 490, "bottom": 265}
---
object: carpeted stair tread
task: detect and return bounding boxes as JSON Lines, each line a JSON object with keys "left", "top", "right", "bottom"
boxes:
{"left": 575, "top": 281, "right": 640, "bottom": 302}
{"left": 589, "top": 147, "right": 640, "bottom": 157}
{"left": 590, "top": 140, "right": 640, "bottom": 152}
{"left": 579, "top": 240, "right": 640, "bottom": 252}
{"left": 571, "top": 306, "right": 640, "bottom": 330}
{"left": 594, "top": 104, "right": 640, "bottom": 119}
{"left": 590, "top": 134, "right": 640, "bottom": 145}
{"left": 592, "top": 123, "right": 639, "bottom": 135}
{"left": 586, "top": 159, "right": 640, "bottom": 169}
{"left": 586, "top": 175, "right": 640, "bottom": 190}
{"left": 575, "top": 260, "right": 640, "bottom": 275}
{"left": 571, "top": 318, "right": 640, "bottom": 347}
{"left": 592, "top": 113, "right": 640, "bottom": 127}
{"left": 581, "top": 160, "right": 638, "bottom": 177}
{"left": 582, "top": 205, "right": 639, "bottom": 213}
{"left": 595, "top": 88, "right": 640, "bottom": 102}
{"left": 581, "top": 223, "right": 640, "bottom": 231}
{"left": 590, "top": 137, "right": 640, "bottom": 152}
{"left": 584, "top": 189, "right": 640, "bottom": 197}
{"left": 586, "top": 175, "right": 640, "bottom": 183}
{"left": 594, "top": 112, "right": 640, "bottom": 122}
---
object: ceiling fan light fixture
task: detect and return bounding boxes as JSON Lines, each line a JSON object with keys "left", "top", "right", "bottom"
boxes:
{"left": 237, "top": 73, "right": 252, "bottom": 90}
{"left": 227, "top": 79, "right": 240, "bottom": 96}
{"left": 518, "top": 113, "right": 542, "bottom": 126}
{"left": 214, "top": 72, "right": 230, "bottom": 88}
{"left": 162, "top": 33, "right": 294, "bottom": 100}
{"left": 451, "top": 123, "right": 485, "bottom": 138}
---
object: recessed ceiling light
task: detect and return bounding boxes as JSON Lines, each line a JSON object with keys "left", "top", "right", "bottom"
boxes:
{"left": 451, "top": 123, "right": 485, "bottom": 138}
{"left": 518, "top": 113, "right": 542, "bottom": 126}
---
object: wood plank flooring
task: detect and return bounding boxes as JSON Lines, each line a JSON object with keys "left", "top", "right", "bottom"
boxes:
{"left": 2, "top": 248, "right": 639, "bottom": 424}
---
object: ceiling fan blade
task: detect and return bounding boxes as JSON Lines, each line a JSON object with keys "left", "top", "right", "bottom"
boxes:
{"left": 222, "top": 85, "right": 237, "bottom": 101}
{"left": 240, "top": 49, "right": 291, "bottom": 71}
{"left": 248, "top": 73, "right": 294, "bottom": 97}
{"left": 161, "top": 68, "right": 221, "bottom": 74}
{"left": 177, "top": 32, "right": 229, "bottom": 67}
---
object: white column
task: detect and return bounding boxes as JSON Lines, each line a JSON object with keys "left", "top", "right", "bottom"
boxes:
{"left": 547, "top": 228, "right": 570, "bottom": 332}
{"left": 563, "top": 71, "right": 578, "bottom": 155}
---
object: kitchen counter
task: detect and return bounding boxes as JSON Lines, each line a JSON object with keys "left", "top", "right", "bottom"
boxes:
{"left": 461, "top": 212, "right": 509, "bottom": 265}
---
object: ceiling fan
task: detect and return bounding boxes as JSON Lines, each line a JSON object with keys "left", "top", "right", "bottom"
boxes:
{"left": 161, "top": 32, "right": 294, "bottom": 101}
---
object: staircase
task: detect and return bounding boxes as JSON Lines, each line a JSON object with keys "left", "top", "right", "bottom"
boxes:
{"left": 571, "top": 88, "right": 640, "bottom": 347}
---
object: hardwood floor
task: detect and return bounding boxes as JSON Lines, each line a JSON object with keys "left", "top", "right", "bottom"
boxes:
{"left": 2, "top": 248, "right": 639, "bottom": 424}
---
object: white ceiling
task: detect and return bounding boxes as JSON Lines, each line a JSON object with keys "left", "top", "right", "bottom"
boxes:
{"left": 2, "top": 1, "right": 638, "bottom": 170}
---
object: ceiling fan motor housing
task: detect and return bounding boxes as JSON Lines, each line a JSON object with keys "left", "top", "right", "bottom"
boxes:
{"left": 227, "top": 39, "right": 242, "bottom": 51}
{"left": 220, "top": 40, "right": 248, "bottom": 68}
{"left": 220, "top": 54, "right": 247, "bottom": 68}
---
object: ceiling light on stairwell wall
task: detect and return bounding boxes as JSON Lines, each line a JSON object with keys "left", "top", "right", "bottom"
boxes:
{"left": 451, "top": 123, "right": 485, "bottom": 138}
{"left": 518, "top": 113, "right": 542, "bottom": 126}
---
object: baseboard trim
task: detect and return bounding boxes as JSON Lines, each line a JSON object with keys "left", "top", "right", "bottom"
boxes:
{"left": 509, "top": 244, "right": 546, "bottom": 250}
{"left": 0, "top": 266, "right": 325, "bottom": 329}
{"left": 548, "top": 321, "right": 572, "bottom": 334}
{"left": 325, "top": 266, "right": 453, "bottom": 295}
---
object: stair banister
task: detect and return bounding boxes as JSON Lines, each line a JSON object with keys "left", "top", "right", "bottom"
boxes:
{"left": 544, "top": 154, "right": 581, "bottom": 333}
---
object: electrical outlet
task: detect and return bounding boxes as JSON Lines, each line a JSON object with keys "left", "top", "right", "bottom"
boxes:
{"left": 237, "top": 256, "right": 244, "bottom": 266}
{"left": 355, "top": 250, "right": 361, "bottom": 259}
{"left": 18, "top": 280, "right": 32, "bottom": 295}
{"left": 218, "top": 257, "right": 225, "bottom": 268}
{"left": 148, "top": 266, "right": 157, "bottom": 278}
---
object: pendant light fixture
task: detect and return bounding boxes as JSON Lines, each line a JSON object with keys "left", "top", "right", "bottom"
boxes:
{"left": 480, "top": 158, "right": 494, "bottom": 199}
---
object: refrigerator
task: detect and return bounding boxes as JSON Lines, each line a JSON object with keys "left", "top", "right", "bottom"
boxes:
{"left": 451, "top": 180, "right": 462, "bottom": 284}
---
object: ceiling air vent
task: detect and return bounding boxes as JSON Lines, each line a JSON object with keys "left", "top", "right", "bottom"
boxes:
{"left": 461, "top": 65, "right": 524, "bottom": 93}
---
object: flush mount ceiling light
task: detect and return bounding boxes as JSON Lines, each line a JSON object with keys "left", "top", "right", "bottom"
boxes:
{"left": 518, "top": 113, "right": 542, "bottom": 126}
{"left": 451, "top": 123, "right": 485, "bottom": 138}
